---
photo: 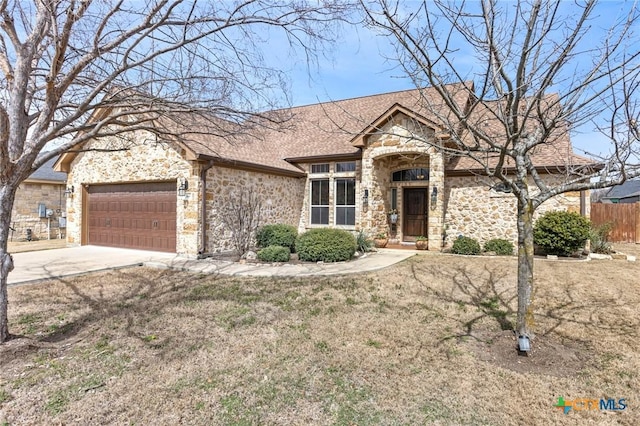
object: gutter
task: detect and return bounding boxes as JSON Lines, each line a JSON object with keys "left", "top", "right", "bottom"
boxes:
{"left": 198, "top": 160, "right": 215, "bottom": 258}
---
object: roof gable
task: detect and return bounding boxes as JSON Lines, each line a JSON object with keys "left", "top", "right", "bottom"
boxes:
{"left": 350, "top": 103, "right": 445, "bottom": 148}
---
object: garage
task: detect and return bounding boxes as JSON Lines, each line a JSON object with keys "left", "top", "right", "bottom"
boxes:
{"left": 86, "top": 182, "right": 177, "bottom": 252}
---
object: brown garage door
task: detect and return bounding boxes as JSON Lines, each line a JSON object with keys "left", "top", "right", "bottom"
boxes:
{"left": 87, "top": 182, "right": 177, "bottom": 252}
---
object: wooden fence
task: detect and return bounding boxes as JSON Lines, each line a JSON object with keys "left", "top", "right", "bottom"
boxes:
{"left": 590, "top": 202, "right": 640, "bottom": 243}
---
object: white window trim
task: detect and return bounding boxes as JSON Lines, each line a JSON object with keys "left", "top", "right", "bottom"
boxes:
{"left": 306, "top": 162, "right": 358, "bottom": 229}
{"left": 334, "top": 178, "right": 356, "bottom": 228}
{"left": 310, "top": 179, "right": 330, "bottom": 225}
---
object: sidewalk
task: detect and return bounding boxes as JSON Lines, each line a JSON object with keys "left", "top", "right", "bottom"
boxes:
{"left": 149, "top": 248, "right": 419, "bottom": 277}
{"left": 8, "top": 246, "right": 420, "bottom": 285}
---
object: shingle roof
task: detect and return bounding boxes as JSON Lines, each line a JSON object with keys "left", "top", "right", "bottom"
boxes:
{"left": 166, "top": 86, "right": 452, "bottom": 174}
{"left": 58, "top": 84, "right": 597, "bottom": 176}
{"left": 171, "top": 84, "right": 596, "bottom": 175}
{"left": 28, "top": 156, "right": 66, "bottom": 183}
{"left": 603, "top": 179, "right": 640, "bottom": 200}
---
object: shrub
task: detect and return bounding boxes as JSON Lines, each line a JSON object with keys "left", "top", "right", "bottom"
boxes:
{"left": 484, "top": 238, "right": 514, "bottom": 255}
{"left": 256, "top": 224, "right": 297, "bottom": 252}
{"left": 451, "top": 236, "right": 481, "bottom": 255}
{"left": 533, "top": 210, "right": 591, "bottom": 256}
{"left": 295, "top": 228, "right": 357, "bottom": 262}
{"left": 356, "top": 230, "right": 373, "bottom": 253}
{"left": 589, "top": 222, "right": 613, "bottom": 254}
{"left": 257, "top": 245, "right": 291, "bottom": 262}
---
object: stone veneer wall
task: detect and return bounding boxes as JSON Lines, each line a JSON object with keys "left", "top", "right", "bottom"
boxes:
{"left": 204, "top": 166, "right": 305, "bottom": 253}
{"left": 360, "top": 114, "right": 445, "bottom": 250}
{"left": 444, "top": 175, "right": 586, "bottom": 247}
{"left": 66, "top": 136, "right": 198, "bottom": 254}
{"left": 10, "top": 181, "right": 66, "bottom": 240}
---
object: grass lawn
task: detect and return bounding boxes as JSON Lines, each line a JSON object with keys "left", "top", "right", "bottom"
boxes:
{"left": 1, "top": 245, "right": 639, "bottom": 425}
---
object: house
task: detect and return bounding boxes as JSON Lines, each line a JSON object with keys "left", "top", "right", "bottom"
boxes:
{"left": 54, "top": 85, "right": 593, "bottom": 255}
{"left": 600, "top": 179, "right": 640, "bottom": 204}
{"left": 11, "top": 156, "right": 67, "bottom": 241}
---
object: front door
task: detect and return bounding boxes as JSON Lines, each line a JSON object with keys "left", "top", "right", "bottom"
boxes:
{"left": 403, "top": 188, "right": 427, "bottom": 241}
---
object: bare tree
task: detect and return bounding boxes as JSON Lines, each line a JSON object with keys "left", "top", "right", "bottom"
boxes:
{"left": 0, "top": 0, "right": 350, "bottom": 343}
{"left": 219, "top": 188, "right": 263, "bottom": 256}
{"left": 361, "top": 0, "right": 640, "bottom": 345}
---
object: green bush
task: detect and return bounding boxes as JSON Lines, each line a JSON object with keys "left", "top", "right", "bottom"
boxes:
{"left": 533, "top": 210, "right": 591, "bottom": 256}
{"left": 256, "top": 224, "right": 297, "bottom": 252}
{"left": 295, "top": 229, "right": 357, "bottom": 262}
{"left": 451, "top": 236, "right": 481, "bottom": 255}
{"left": 589, "top": 222, "right": 613, "bottom": 254}
{"left": 484, "top": 238, "right": 514, "bottom": 255}
{"left": 257, "top": 245, "right": 291, "bottom": 262}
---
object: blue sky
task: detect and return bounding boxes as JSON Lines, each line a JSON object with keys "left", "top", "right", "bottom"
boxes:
{"left": 265, "top": 1, "right": 638, "bottom": 161}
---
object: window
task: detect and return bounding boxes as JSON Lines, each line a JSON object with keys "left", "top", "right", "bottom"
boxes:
{"left": 311, "top": 179, "right": 329, "bottom": 224}
{"left": 335, "top": 161, "right": 356, "bottom": 172}
{"left": 311, "top": 163, "right": 329, "bottom": 174}
{"left": 335, "top": 178, "right": 355, "bottom": 225}
{"left": 392, "top": 168, "right": 430, "bottom": 181}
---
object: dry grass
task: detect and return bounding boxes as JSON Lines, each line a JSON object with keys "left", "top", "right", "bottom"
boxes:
{"left": 7, "top": 239, "right": 66, "bottom": 253}
{"left": 1, "top": 245, "right": 639, "bottom": 425}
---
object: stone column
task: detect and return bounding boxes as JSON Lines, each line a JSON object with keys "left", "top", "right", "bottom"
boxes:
{"left": 428, "top": 151, "right": 445, "bottom": 250}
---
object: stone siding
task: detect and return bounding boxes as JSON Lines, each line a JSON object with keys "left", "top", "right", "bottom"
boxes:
{"left": 444, "top": 175, "right": 585, "bottom": 247}
{"left": 10, "top": 181, "right": 66, "bottom": 241}
{"left": 205, "top": 166, "right": 305, "bottom": 253}
{"left": 360, "top": 114, "right": 445, "bottom": 249}
{"left": 66, "top": 135, "right": 198, "bottom": 254}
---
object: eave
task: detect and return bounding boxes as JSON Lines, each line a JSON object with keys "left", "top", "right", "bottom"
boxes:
{"left": 284, "top": 151, "right": 361, "bottom": 164}
{"left": 195, "top": 154, "right": 305, "bottom": 178}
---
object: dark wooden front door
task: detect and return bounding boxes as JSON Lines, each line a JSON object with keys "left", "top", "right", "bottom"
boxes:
{"left": 403, "top": 188, "right": 427, "bottom": 240}
{"left": 87, "top": 182, "right": 177, "bottom": 252}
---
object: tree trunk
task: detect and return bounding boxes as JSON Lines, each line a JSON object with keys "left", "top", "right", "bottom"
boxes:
{"left": 516, "top": 197, "right": 535, "bottom": 338}
{"left": 0, "top": 184, "right": 17, "bottom": 343}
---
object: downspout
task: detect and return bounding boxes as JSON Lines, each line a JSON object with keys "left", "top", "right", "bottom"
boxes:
{"left": 198, "top": 160, "right": 215, "bottom": 259}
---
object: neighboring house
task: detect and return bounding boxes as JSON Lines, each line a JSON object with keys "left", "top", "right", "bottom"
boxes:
{"left": 11, "top": 156, "right": 67, "bottom": 241}
{"left": 55, "top": 85, "right": 594, "bottom": 255}
{"left": 600, "top": 179, "right": 640, "bottom": 204}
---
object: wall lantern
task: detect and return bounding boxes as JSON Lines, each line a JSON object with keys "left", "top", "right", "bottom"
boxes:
{"left": 430, "top": 186, "right": 438, "bottom": 210}
{"left": 362, "top": 189, "right": 369, "bottom": 206}
{"left": 178, "top": 178, "right": 189, "bottom": 197}
{"left": 64, "top": 185, "right": 74, "bottom": 197}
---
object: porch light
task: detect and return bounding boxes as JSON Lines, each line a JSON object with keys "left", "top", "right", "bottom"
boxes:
{"left": 430, "top": 186, "right": 438, "bottom": 210}
{"left": 64, "top": 185, "right": 74, "bottom": 197}
{"left": 178, "top": 179, "right": 189, "bottom": 197}
{"left": 362, "top": 189, "right": 369, "bottom": 205}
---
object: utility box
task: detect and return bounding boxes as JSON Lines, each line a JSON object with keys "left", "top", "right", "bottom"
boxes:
{"left": 38, "top": 203, "right": 46, "bottom": 218}
{"left": 59, "top": 217, "right": 67, "bottom": 228}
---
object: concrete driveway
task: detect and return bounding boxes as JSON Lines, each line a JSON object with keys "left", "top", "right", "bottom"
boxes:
{"left": 8, "top": 246, "right": 178, "bottom": 285}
